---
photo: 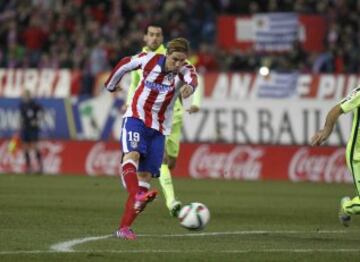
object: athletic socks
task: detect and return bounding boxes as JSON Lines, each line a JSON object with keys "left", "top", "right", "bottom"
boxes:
{"left": 119, "top": 160, "right": 139, "bottom": 228}
{"left": 343, "top": 196, "right": 360, "bottom": 215}
{"left": 139, "top": 181, "right": 150, "bottom": 194}
{"left": 159, "top": 163, "right": 176, "bottom": 209}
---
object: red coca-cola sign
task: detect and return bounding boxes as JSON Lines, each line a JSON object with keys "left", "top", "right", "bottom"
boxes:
{"left": 0, "top": 140, "right": 64, "bottom": 174}
{"left": 288, "top": 147, "right": 351, "bottom": 183}
{"left": 175, "top": 143, "right": 352, "bottom": 183}
{"left": 85, "top": 142, "right": 122, "bottom": 176}
{"left": 0, "top": 139, "right": 352, "bottom": 184}
{"left": 189, "top": 145, "right": 263, "bottom": 180}
{"left": 0, "top": 139, "right": 121, "bottom": 176}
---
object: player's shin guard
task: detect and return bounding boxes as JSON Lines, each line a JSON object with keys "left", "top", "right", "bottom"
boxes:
{"left": 159, "top": 164, "right": 175, "bottom": 209}
{"left": 119, "top": 160, "right": 139, "bottom": 228}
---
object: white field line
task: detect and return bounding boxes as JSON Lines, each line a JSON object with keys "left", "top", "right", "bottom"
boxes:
{"left": 2, "top": 249, "right": 360, "bottom": 255}
{"left": 50, "top": 230, "right": 350, "bottom": 252}
{"left": 0, "top": 230, "right": 358, "bottom": 255}
{"left": 138, "top": 230, "right": 349, "bottom": 237}
{"left": 50, "top": 234, "right": 112, "bottom": 252}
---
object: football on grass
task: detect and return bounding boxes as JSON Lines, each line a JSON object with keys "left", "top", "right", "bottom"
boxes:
{"left": 178, "top": 202, "right": 210, "bottom": 230}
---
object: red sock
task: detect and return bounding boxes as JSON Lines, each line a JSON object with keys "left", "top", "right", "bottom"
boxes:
{"left": 122, "top": 161, "right": 139, "bottom": 194}
{"left": 119, "top": 160, "right": 139, "bottom": 228}
{"left": 119, "top": 181, "right": 151, "bottom": 228}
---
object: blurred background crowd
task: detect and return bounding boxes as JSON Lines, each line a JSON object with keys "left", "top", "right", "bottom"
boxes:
{"left": 0, "top": 0, "right": 359, "bottom": 94}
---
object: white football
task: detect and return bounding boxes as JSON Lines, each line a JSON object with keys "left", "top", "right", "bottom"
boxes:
{"left": 178, "top": 202, "right": 210, "bottom": 230}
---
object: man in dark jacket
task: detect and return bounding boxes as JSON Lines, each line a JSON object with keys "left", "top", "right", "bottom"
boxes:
{"left": 19, "top": 90, "right": 43, "bottom": 173}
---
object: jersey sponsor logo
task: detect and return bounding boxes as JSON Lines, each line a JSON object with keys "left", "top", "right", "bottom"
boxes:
{"left": 144, "top": 80, "right": 173, "bottom": 92}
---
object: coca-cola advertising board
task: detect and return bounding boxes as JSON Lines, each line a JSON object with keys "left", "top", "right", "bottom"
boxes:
{"left": 0, "top": 139, "right": 352, "bottom": 184}
{"left": 174, "top": 144, "right": 352, "bottom": 184}
{"left": 0, "top": 139, "right": 121, "bottom": 176}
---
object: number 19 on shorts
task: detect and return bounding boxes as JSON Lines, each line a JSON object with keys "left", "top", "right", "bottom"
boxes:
{"left": 128, "top": 131, "right": 140, "bottom": 142}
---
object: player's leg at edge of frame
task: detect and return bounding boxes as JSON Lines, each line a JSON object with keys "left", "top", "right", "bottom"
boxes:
{"left": 339, "top": 159, "right": 360, "bottom": 226}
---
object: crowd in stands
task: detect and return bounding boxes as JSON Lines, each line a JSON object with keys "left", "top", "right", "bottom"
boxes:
{"left": 0, "top": 0, "right": 359, "bottom": 94}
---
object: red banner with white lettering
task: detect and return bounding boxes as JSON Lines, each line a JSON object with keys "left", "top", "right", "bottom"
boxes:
{"left": 173, "top": 144, "right": 351, "bottom": 183}
{"left": 0, "top": 140, "right": 121, "bottom": 176}
{"left": 0, "top": 69, "right": 82, "bottom": 97}
{"left": 0, "top": 139, "right": 352, "bottom": 184}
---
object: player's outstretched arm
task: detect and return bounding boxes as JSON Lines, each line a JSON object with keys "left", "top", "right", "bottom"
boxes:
{"left": 104, "top": 53, "right": 146, "bottom": 92}
{"left": 311, "top": 104, "right": 343, "bottom": 146}
{"left": 179, "top": 62, "right": 198, "bottom": 99}
{"left": 186, "top": 83, "right": 202, "bottom": 114}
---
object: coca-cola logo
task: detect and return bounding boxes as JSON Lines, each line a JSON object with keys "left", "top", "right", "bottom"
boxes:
{"left": 189, "top": 145, "right": 263, "bottom": 180}
{"left": 0, "top": 140, "right": 63, "bottom": 174}
{"left": 86, "top": 142, "right": 121, "bottom": 176}
{"left": 289, "top": 148, "right": 351, "bottom": 183}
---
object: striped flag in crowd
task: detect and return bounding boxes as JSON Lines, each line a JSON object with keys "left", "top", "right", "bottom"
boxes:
{"left": 253, "top": 13, "right": 299, "bottom": 52}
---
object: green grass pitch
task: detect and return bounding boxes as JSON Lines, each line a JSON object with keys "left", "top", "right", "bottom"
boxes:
{"left": 1, "top": 174, "right": 360, "bottom": 261}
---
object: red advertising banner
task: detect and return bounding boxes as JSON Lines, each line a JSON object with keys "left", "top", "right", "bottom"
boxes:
{"left": 0, "top": 140, "right": 121, "bottom": 176}
{"left": 174, "top": 144, "right": 351, "bottom": 184}
{"left": 0, "top": 69, "right": 82, "bottom": 97}
{"left": 0, "top": 139, "right": 352, "bottom": 184}
{"left": 201, "top": 72, "right": 360, "bottom": 100}
{"left": 217, "top": 14, "right": 326, "bottom": 52}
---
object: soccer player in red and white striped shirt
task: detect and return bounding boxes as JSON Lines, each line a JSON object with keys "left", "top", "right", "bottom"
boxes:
{"left": 105, "top": 38, "right": 198, "bottom": 240}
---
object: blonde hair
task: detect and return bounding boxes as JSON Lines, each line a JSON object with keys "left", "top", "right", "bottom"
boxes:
{"left": 166, "top": 37, "right": 190, "bottom": 54}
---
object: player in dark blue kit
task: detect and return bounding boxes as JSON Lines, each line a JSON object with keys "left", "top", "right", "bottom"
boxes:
{"left": 19, "top": 90, "right": 44, "bottom": 174}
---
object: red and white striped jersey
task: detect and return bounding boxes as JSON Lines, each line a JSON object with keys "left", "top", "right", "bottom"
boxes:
{"left": 105, "top": 52, "right": 198, "bottom": 135}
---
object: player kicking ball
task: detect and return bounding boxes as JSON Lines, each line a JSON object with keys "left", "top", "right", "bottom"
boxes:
{"left": 124, "top": 23, "right": 201, "bottom": 218}
{"left": 105, "top": 38, "right": 198, "bottom": 240}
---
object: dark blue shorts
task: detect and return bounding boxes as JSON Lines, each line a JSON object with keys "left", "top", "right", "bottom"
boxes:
{"left": 21, "top": 129, "right": 39, "bottom": 142}
{"left": 120, "top": 117, "right": 165, "bottom": 177}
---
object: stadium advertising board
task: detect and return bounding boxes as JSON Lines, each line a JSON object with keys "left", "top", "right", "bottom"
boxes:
{"left": 182, "top": 73, "right": 359, "bottom": 145}
{"left": 1, "top": 71, "right": 359, "bottom": 145}
{"left": 174, "top": 144, "right": 351, "bottom": 184}
{"left": 0, "top": 140, "right": 351, "bottom": 184}
{"left": 0, "top": 140, "right": 121, "bottom": 175}
{"left": 0, "top": 98, "right": 72, "bottom": 139}
{"left": 0, "top": 69, "right": 81, "bottom": 97}
{"left": 0, "top": 96, "right": 125, "bottom": 140}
